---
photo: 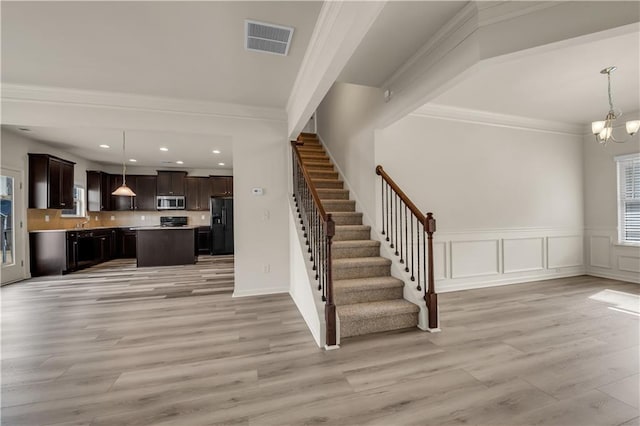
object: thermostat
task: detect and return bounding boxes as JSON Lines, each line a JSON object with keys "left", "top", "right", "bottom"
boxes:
{"left": 252, "top": 187, "right": 264, "bottom": 196}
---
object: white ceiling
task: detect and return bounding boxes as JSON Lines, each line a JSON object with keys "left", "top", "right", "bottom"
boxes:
{"left": 337, "top": 1, "right": 467, "bottom": 88}
{"left": 3, "top": 125, "right": 234, "bottom": 171}
{"left": 1, "top": 1, "right": 322, "bottom": 108}
{"left": 430, "top": 30, "right": 640, "bottom": 125}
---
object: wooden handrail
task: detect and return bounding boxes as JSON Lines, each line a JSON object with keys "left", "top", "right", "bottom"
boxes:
{"left": 376, "top": 165, "right": 425, "bottom": 224}
{"left": 292, "top": 141, "right": 329, "bottom": 223}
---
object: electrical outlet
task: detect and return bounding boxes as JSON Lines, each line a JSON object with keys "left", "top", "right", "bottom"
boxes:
{"left": 110, "top": 215, "right": 115, "bottom": 221}
{"left": 264, "top": 209, "right": 270, "bottom": 221}
{"left": 94, "top": 216, "right": 98, "bottom": 221}
{"left": 44, "top": 215, "right": 50, "bottom": 222}
{"left": 141, "top": 215, "right": 145, "bottom": 221}
{"left": 201, "top": 215, "right": 205, "bottom": 220}
{"left": 263, "top": 264, "right": 271, "bottom": 273}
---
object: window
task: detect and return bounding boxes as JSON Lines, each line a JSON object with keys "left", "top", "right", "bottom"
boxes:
{"left": 616, "top": 153, "right": 640, "bottom": 244}
{"left": 61, "top": 185, "right": 86, "bottom": 218}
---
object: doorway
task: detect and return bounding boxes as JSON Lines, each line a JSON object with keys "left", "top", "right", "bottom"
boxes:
{"left": 1, "top": 168, "right": 25, "bottom": 285}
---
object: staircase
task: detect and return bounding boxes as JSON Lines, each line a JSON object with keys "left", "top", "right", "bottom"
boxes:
{"left": 296, "top": 133, "right": 419, "bottom": 339}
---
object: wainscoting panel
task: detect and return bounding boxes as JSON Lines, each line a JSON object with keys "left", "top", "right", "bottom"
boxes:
{"left": 433, "top": 241, "right": 447, "bottom": 280}
{"left": 451, "top": 240, "right": 499, "bottom": 279}
{"left": 548, "top": 235, "right": 583, "bottom": 269}
{"left": 503, "top": 237, "right": 544, "bottom": 273}
{"left": 618, "top": 256, "right": 640, "bottom": 273}
{"left": 589, "top": 235, "right": 612, "bottom": 269}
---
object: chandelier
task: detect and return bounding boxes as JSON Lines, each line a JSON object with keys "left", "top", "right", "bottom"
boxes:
{"left": 591, "top": 66, "right": 640, "bottom": 145}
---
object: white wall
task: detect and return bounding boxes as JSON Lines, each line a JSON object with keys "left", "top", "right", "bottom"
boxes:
{"left": 374, "top": 113, "right": 586, "bottom": 292}
{"left": 316, "top": 83, "right": 383, "bottom": 226}
{"left": 584, "top": 115, "right": 640, "bottom": 283}
{"left": 232, "top": 133, "right": 290, "bottom": 297}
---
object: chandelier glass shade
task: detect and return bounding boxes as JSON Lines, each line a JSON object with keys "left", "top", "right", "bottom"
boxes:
{"left": 112, "top": 131, "right": 136, "bottom": 197}
{"left": 591, "top": 66, "right": 640, "bottom": 145}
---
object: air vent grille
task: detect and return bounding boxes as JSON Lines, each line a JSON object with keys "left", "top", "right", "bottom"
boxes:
{"left": 245, "top": 20, "right": 294, "bottom": 56}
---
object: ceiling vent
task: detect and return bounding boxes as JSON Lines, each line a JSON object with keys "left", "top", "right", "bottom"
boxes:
{"left": 245, "top": 20, "right": 294, "bottom": 56}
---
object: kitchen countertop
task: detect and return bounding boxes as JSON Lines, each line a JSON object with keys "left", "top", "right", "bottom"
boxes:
{"left": 131, "top": 226, "right": 199, "bottom": 231}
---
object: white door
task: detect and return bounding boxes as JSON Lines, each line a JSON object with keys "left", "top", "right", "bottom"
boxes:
{"left": 1, "top": 168, "right": 25, "bottom": 285}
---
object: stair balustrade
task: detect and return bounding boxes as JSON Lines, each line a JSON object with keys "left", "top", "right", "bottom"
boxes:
{"left": 291, "top": 140, "right": 337, "bottom": 346}
{"left": 376, "top": 165, "right": 438, "bottom": 329}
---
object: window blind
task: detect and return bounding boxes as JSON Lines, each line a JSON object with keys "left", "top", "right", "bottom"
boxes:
{"left": 618, "top": 154, "right": 640, "bottom": 243}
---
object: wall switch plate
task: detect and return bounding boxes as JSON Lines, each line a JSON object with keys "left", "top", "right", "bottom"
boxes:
{"left": 263, "top": 264, "right": 270, "bottom": 273}
{"left": 94, "top": 216, "right": 98, "bottom": 221}
{"left": 44, "top": 215, "right": 50, "bottom": 222}
{"left": 110, "top": 215, "right": 115, "bottom": 221}
{"left": 263, "top": 209, "right": 270, "bottom": 220}
{"left": 141, "top": 215, "right": 145, "bottom": 221}
{"left": 201, "top": 215, "right": 205, "bottom": 220}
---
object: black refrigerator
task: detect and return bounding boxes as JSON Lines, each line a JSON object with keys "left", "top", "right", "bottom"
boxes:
{"left": 210, "top": 197, "right": 234, "bottom": 255}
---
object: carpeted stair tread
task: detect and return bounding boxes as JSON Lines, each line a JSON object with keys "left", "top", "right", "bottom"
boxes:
{"left": 317, "top": 188, "right": 349, "bottom": 200}
{"left": 333, "top": 256, "right": 390, "bottom": 268}
{"left": 334, "top": 276, "right": 404, "bottom": 292}
{"left": 337, "top": 299, "right": 419, "bottom": 319}
{"left": 332, "top": 240, "right": 380, "bottom": 249}
{"left": 312, "top": 179, "right": 344, "bottom": 189}
{"left": 327, "top": 211, "right": 363, "bottom": 225}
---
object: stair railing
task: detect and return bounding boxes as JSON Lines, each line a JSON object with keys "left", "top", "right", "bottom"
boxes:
{"left": 376, "top": 165, "right": 438, "bottom": 329}
{"left": 291, "top": 141, "right": 337, "bottom": 346}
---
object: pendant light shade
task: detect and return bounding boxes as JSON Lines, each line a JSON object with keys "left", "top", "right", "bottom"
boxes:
{"left": 112, "top": 131, "right": 136, "bottom": 197}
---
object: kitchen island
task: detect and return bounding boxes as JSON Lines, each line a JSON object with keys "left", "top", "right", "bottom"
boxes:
{"left": 134, "top": 226, "right": 197, "bottom": 267}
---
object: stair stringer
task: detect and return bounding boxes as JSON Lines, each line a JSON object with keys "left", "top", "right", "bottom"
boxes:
{"left": 315, "top": 134, "right": 436, "bottom": 331}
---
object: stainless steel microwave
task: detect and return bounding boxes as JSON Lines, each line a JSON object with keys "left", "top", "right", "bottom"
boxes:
{"left": 157, "top": 196, "right": 185, "bottom": 210}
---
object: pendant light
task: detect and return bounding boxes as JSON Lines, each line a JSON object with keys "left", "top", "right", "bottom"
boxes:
{"left": 591, "top": 66, "right": 640, "bottom": 145}
{"left": 112, "top": 131, "right": 136, "bottom": 197}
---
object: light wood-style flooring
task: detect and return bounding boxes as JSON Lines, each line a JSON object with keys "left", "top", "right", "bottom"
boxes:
{"left": 2, "top": 257, "right": 639, "bottom": 425}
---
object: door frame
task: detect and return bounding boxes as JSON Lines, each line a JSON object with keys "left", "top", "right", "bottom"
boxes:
{"left": 1, "top": 166, "right": 27, "bottom": 285}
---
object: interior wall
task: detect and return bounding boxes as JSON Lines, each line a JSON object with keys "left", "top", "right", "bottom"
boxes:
{"left": 232, "top": 134, "right": 290, "bottom": 297}
{"left": 375, "top": 114, "right": 586, "bottom": 292}
{"left": 584, "top": 114, "right": 640, "bottom": 283}
{"left": 316, "top": 82, "right": 383, "bottom": 226}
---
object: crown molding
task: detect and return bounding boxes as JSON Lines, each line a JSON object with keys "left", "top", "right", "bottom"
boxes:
{"left": 411, "top": 104, "right": 584, "bottom": 136}
{"left": 476, "top": 1, "right": 563, "bottom": 27}
{"left": 1, "top": 84, "right": 287, "bottom": 122}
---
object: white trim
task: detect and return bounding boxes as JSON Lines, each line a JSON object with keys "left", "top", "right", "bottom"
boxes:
{"left": 614, "top": 152, "right": 640, "bottom": 162}
{"left": 2, "top": 84, "right": 287, "bottom": 122}
{"left": 439, "top": 268, "right": 587, "bottom": 293}
{"left": 411, "top": 104, "right": 584, "bottom": 136}
{"left": 587, "top": 270, "right": 640, "bottom": 285}
{"left": 232, "top": 286, "right": 289, "bottom": 298}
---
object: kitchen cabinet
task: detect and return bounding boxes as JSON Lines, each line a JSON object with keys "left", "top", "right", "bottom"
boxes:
{"left": 86, "top": 171, "right": 111, "bottom": 211}
{"left": 197, "top": 226, "right": 211, "bottom": 254}
{"left": 117, "top": 228, "right": 137, "bottom": 258}
{"left": 30, "top": 228, "right": 119, "bottom": 276}
{"left": 157, "top": 171, "right": 186, "bottom": 196}
{"left": 135, "top": 176, "right": 157, "bottom": 211}
{"left": 28, "top": 154, "right": 75, "bottom": 209}
{"left": 210, "top": 176, "right": 233, "bottom": 197}
{"left": 185, "top": 177, "right": 210, "bottom": 211}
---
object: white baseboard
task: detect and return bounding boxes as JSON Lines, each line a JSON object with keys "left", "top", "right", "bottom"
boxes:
{"left": 586, "top": 269, "right": 640, "bottom": 284}
{"left": 232, "top": 286, "right": 289, "bottom": 298}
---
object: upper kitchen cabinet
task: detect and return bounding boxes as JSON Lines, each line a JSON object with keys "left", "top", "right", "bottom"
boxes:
{"left": 185, "top": 177, "right": 210, "bottom": 211}
{"left": 28, "top": 154, "right": 75, "bottom": 209}
{"left": 134, "top": 175, "right": 157, "bottom": 211}
{"left": 210, "top": 176, "right": 233, "bottom": 197}
{"left": 157, "top": 171, "right": 186, "bottom": 196}
{"left": 86, "top": 171, "right": 111, "bottom": 211}
{"left": 109, "top": 174, "right": 136, "bottom": 211}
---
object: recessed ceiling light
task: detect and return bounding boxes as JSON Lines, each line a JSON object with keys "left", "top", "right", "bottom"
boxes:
{"left": 176, "top": 160, "right": 184, "bottom": 165}
{"left": 18, "top": 127, "right": 31, "bottom": 132}
{"left": 218, "top": 162, "right": 225, "bottom": 166}
{"left": 129, "top": 159, "right": 137, "bottom": 162}
{"left": 99, "top": 144, "right": 110, "bottom": 149}
{"left": 160, "top": 147, "right": 169, "bottom": 152}
{"left": 212, "top": 150, "right": 221, "bottom": 154}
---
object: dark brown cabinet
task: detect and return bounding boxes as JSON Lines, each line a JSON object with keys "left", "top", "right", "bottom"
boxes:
{"left": 157, "top": 171, "right": 186, "bottom": 196}
{"left": 185, "top": 177, "right": 211, "bottom": 211}
{"left": 29, "top": 154, "right": 75, "bottom": 209}
{"left": 110, "top": 174, "right": 137, "bottom": 211}
{"left": 135, "top": 176, "right": 157, "bottom": 211}
{"left": 210, "top": 176, "right": 233, "bottom": 197}
{"left": 86, "top": 171, "right": 111, "bottom": 211}
{"left": 117, "top": 228, "right": 137, "bottom": 258}
{"left": 197, "top": 226, "right": 211, "bottom": 254}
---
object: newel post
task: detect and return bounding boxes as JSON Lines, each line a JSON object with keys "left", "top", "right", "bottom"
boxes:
{"left": 325, "top": 214, "right": 337, "bottom": 347}
{"left": 424, "top": 212, "right": 438, "bottom": 329}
